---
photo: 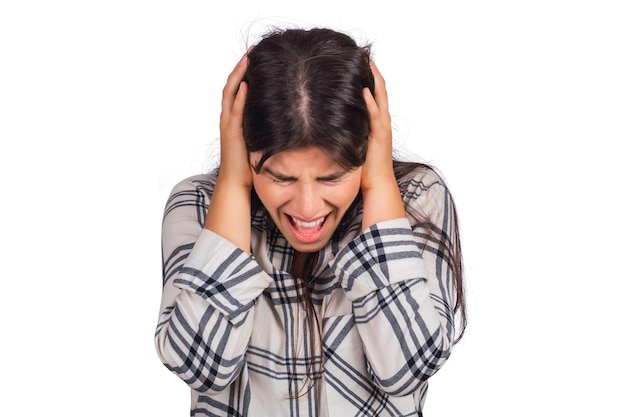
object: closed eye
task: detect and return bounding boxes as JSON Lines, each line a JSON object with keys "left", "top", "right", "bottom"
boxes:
{"left": 271, "top": 176, "right": 294, "bottom": 184}
{"left": 317, "top": 171, "right": 349, "bottom": 183}
{"left": 261, "top": 167, "right": 351, "bottom": 183}
{"left": 318, "top": 177, "right": 343, "bottom": 184}
{"left": 262, "top": 167, "right": 297, "bottom": 183}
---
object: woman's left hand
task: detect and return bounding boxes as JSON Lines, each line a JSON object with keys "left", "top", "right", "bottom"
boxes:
{"left": 360, "top": 61, "right": 406, "bottom": 230}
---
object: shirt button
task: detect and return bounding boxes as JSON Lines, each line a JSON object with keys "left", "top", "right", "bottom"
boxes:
{"left": 299, "top": 310, "right": 307, "bottom": 318}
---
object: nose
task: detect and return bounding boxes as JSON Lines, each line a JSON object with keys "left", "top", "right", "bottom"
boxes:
{"left": 292, "top": 183, "right": 323, "bottom": 218}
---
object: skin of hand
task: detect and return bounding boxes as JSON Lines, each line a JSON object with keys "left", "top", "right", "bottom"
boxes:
{"left": 360, "top": 61, "right": 407, "bottom": 231}
{"left": 204, "top": 50, "right": 254, "bottom": 252}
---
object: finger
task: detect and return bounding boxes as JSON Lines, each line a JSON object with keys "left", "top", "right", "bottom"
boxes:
{"left": 363, "top": 87, "right": 380, "bottom": 120}
{"left": 369, "top": 61, "right": 389, "bottom": 112}
{"left": 364, "top": 84, "right": 390, "bottom": 128}
{"left": 221, "top": 50, "right": 251, "bottom": 113}
{"left": 229, "top": 81, "right": 247, "bottom": 128}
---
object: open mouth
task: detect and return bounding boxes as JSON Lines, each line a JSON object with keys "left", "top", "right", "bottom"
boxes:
{"left": 287, "top": 214, "right": 328, "bottom": 240}
{"left": 288, "top": 215, "right": 326, "bottom": 235}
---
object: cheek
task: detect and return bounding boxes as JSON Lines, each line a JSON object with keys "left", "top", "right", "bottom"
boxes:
{"left": 253, "top": 180, "right": 287, "bottom": 211}
{"left": 332, "top": 180, "right": 362, "bottom": 210}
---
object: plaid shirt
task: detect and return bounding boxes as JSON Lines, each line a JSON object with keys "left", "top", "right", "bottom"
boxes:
{"left": 155, "top": 166, "right": 458, "bottom": 417}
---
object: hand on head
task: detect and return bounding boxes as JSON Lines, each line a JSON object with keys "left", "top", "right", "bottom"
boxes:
{"left": 360, "top": 61, "right": 395, "bottom": 192}
{"left": 203, "top": 48, "right": 255, "bottom": 252}
{"left": 360, "top": 61, "right": 407, "bottom": 229}
{"left": 218, "top": 48, "right": 254, "bottom": 190}
{"left": 213, "top": 33, "right": 405, "bottom": 241}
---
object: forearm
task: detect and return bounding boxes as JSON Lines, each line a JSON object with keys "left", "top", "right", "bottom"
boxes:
{"left": 360, "top": 178, "right": 406, "bottom": 231}
{"left": 332, "top": 218, "right": 454, "bottom": 395}
{"left": 204, "top": 177, "right": 251, "bottom": 252}
{"left": 155, "top": 291, "right": 255, "bottom": 393}
{"left": 156, "top": 227, "right": 273, "bottom": 393}
{"left": 352, "top": 280, "right": 453, "bottom": 396}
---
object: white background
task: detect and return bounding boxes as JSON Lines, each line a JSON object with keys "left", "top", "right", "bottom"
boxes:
{"left": 1, "top": 1, "right": 624, "bottom": 415}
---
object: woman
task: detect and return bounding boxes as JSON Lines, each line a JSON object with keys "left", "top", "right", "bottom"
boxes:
{"left": 155, "top": 27, "right": 466, "bottom": 416}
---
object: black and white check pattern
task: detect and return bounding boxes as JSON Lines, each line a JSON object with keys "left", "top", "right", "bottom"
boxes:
{"left": 155, "top": 167, "right": 459, "bottom": 416}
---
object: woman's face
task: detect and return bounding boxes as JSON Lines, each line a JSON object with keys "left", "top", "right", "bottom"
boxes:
{"left": 250, "top": 147, "right": 362, "bottom": 253}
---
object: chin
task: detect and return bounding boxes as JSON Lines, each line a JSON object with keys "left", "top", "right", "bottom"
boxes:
{"left": 287, "top": 238, "right": 329, "bottom": 254}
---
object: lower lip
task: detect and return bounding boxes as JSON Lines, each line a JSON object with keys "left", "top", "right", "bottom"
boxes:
{"left": 286, "top": 215, "right": 328, "bottom": 244}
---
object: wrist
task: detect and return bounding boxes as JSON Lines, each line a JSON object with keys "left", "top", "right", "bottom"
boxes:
{"left": 361, "top": 180, "right": 405, "bottom": 231}
{"left": 215, "top": 167, "right": 253, "bottom": 191}
{"left": 204, "top": 178, "right": 252, "bottom": 252}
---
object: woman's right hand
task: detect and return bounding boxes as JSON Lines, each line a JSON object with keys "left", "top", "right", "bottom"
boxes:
{"left": 218, "top": 49, "right": 253, "bottom": 189}
{"left": 204, "top": 50, "right": 254, "bottom": 252}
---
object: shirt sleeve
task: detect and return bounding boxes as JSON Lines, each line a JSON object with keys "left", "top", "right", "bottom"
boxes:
{"left": 154, "top": 176, "right": 272, "bottom": 394}
{"left": 331, "top": 168, "right": 458, "bottom": 397}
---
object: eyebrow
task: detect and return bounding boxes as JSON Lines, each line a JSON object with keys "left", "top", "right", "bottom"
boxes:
{"left": 261, "top": 166, "right": 349, "bottom": 182}
{"left": 262, "top": 166, "right": 298, "bottom": 181}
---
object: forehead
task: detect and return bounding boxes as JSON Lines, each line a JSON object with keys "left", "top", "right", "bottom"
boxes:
{"left": 252, "top": 147, "right": 343, "bottom": 172}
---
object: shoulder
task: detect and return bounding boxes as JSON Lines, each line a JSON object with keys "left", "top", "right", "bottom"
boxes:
{"left": 162, "top": 173, "right": 218, "bottom": 221}
{"left": 161, "top": 173, "right": 218, "bottom": 259}
{"left": 168, "top": 173, "right": 218, "bottom": 198}
{"left": 396, "top": 163, "right": 449, "bottom": 199}
{"left": 395, "top": 163, "right": 455, "bottom": 225}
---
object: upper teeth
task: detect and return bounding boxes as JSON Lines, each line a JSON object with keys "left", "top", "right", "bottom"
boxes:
{"left": 292, "top": 216, "right": 325, "bottom": 227}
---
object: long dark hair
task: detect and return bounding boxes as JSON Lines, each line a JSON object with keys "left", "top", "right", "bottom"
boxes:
{"left": 242, "top": 28, "right": 466, "bottom": 393}
{"left": 243, "top": 28, "right": 373, "bottom": 170}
